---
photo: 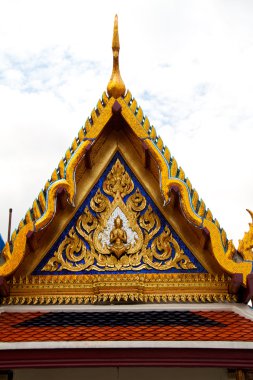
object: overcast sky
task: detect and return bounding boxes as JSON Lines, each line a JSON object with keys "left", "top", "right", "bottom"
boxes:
{"left": 0, "top": 0, "right": 252, "bottom": 248}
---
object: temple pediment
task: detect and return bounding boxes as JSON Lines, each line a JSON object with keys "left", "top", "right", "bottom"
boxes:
{"left": 0, "top": 100, "right": 244, "bottom": 304}
{"left": 33, "top": 153, "right": 205, "bottom": 276}
{"left": 1, "top": 16, "right": 253, "bottom": 306}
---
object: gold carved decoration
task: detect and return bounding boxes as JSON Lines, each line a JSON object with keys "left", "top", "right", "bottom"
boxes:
{"left": 107, "top": 15, "right": 126, "bottom": 98}
{"left": 238, "top": 209, "right": 253, "bottom": 260}
{"left": 109, "top": 216, "right": 128, "bottom": 258}
{"left": 103, "top": 158, "right": 134, "bottom": 197}
{"left": 42, "top": 159, "right": 196, "bottom": 273}
{"left": 4, "top": 273, "right": 235, "bottom": 305}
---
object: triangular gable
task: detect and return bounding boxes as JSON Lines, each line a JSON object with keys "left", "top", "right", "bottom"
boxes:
{"left": 0, "top": 16, "right": 253, "bottom": 306}
{"left": 1, "top": 92, "right": 252, "bottom": 282}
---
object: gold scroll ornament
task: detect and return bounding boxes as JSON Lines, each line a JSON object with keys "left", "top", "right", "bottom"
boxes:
{"left": 42, "top": 159, "right": 196, "bottom": 272}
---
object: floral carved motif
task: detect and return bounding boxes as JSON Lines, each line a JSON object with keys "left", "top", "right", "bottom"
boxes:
{"left": 42, "top": 159, "right": 196, "bottom": 272}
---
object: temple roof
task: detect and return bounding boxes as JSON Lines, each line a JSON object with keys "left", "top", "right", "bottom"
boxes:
{"left": 1, "top": 304, "right": 253, "bottom": 349}
{"left": 0, "top": 16, "right": 253, "bottom": 306}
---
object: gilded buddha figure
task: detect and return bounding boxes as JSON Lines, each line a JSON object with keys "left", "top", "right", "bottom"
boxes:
{"left": 109, "top": 216, "right": 128, "bottom": 258}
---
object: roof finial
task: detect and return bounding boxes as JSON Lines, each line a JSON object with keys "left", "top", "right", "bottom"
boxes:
{"left": 107, "top": 15, "right": 126, "bottom": 99}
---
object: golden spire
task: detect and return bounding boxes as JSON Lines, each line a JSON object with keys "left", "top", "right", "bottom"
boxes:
{"left": 107, "top": 15, "right": 126, "bottom": 99}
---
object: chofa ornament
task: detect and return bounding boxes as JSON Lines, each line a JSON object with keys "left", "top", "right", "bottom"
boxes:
{"left": 238, "top": 209, "right": 253, "bottom": 260}
{"left": 42, "top": 158, "right": 196, "bottom": 273}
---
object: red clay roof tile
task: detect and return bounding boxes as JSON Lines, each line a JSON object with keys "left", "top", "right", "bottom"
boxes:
{"left": 0, "top": 310, "right": 253, "bottom": 343}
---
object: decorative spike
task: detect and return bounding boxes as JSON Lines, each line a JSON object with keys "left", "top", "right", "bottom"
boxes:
{"left": 163, "top": 146, "right": 171, "bottom": 163}
{"left": 107, "top": 15, "right": 126, "bottom": 98}
{"left": 33, "top": 199, "right": 41, "bottom": 219}
{"left": 206, "top": 209, "right": 213, "bottom": 221}
{"left": 91, "top": 108, "right": 98, "bottom": 123}
{"left": 156, "top": 137, "right": 163, "bottom": 151}
{"left": 221, "top": 229, "right": 227, "bottom": 247}
{"left": 247, "top": 209, "right": 253, "bottom": 222}
{"left": 149, "top": 126, "right": 157, "bottom": 140}
{"left": 14, "top": 297, "right": 19, "bottom": 305}
{"left": 58, "top": 159, "right": 65, "bottom": 178}
{"left": 130, "top": 98, "right": 137, "bottom": 113}
{"left": 51, "top": 169, "right": 58, "bottom": 182}
{"left": 25, "top": 210, "right": 33, "bottom": 224}
{"left": 38, "top": 190, "right": 46, "bottom": 212}
{"left": 84, "top": 118, "right": 92, "bottom": 134}
{"left": 78, "top": 127, "right": 85, "bottom": 142}
{"left": 102, "top": 91, "right": 109, "bottom": 105}
{"left": 116, "top": 294, "right": 121, "bottom": 302}
{"left": 191, "top": 190, "right": 199, "bottom": 210}
{"left": 214, "top": 218, "right": 220, "bottom": 229}
{"left": 185, "top": 178, "right": 192, "bottom": 192}
{"left": 96, "top": 99, "right": 103, "bottom": 114}
{"left": 170, "top": 158, "right": 178, "bottom": 177}
{"left": 45, "top": 297, "right": 51, "bottom": 305}
{"left": 65, "top": 149, "right": 72, "bottom": 162}
{"left": 143, "top": 117, "right": 150, "bottom": 133}
{"left": 198, "top": 199, "right": 206, "bottom": 217}
{"left": 136, "top": 106, "right": 143, "bottom": 123}
{"left": 71, "top": 138, "right": 78, "bottom": 152}
{"left": 123, "top": 90, "right": 132, "bottom": 105}
{"left": 44, "top": 180, "right": 51, "bottom": 191}
{"left": 178, "top": 167, "right": 185, "bottom": 180}
{"left": 18, "top": 219, "right": 24, "bottom": 230}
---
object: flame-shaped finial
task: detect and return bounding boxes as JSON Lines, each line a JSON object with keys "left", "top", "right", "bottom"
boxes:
{"left": 247, "top": 209, "right": 253, "bottom": 222}
{"left": 107, "top": 15, "right": 126, "bottom": 99}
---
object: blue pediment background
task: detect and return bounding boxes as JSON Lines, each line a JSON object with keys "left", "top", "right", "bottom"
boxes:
{"left": 33, "top": 152, "right": 206, "bottom": 275}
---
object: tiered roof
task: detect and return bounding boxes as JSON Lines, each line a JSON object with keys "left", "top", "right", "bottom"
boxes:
{"left": 0, "top": 17, "right": 253, "bottom": 364}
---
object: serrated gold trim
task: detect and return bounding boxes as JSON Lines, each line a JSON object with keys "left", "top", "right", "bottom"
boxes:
{"left": 2, "top": 273, "right": 236, "bottom": 305}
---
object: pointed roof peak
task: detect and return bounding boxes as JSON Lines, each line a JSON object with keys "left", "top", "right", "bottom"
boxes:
{"left": 112, "top": 14, "right": 120, "bottom": 50}
{"left": 107, "top": 15, "right": 126, "bottom": 99}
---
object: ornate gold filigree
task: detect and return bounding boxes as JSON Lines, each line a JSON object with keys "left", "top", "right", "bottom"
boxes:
{"left": 103, "top": 159, "right": 134, "bottom": 198}
{"left": 238, "top": 209, "right": 253, "bottom": 260}
{"left": 42, "top": 160, "right": 196, "bottom": 273}
{"left": 90, "top": 189, "right": 110, "bottom": 213}
{"left": 144, "top": 226, "right": 196, "bottom": 270}
{"left": 3, "top": 273, "right": 235, "bottom": 305}
{"left": 43, "top": 227, "right": 93, "bottom": 272}
{"left": 127, "top": 188, "right": 146, "bottom": 212}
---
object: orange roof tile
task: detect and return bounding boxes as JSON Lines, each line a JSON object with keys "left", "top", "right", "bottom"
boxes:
{"left": 0, "top": 310, "right": 253, "bottom": 344}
